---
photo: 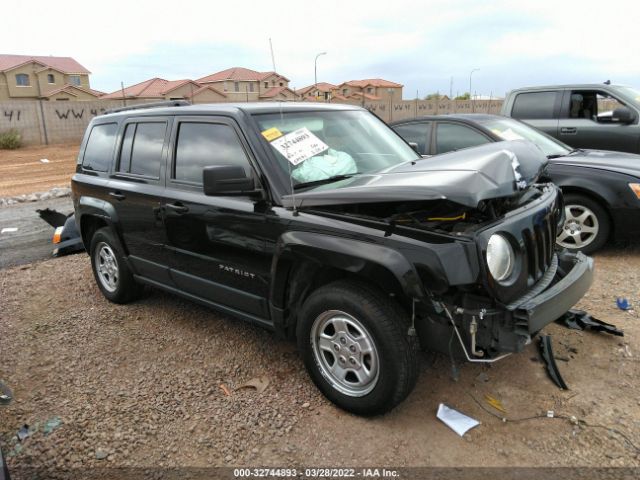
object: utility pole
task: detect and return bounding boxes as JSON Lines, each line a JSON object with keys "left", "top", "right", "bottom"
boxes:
{"left": 469, "top": 68, "right": 479, "bottom": 113}
{"left": 314, "top": 52, "right": 327, "bottom": 100}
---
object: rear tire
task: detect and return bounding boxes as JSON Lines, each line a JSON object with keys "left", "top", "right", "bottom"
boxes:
{"left": 89, "top": 227, "right": 142, "bottom": 303}
{"left": 297, "top": 280, "right": 420, "bottom": 415}
{"left": 557, "top": 193, "right": 610, "bottom": 254}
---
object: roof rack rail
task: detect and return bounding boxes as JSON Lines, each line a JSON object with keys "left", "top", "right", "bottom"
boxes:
{"left": 104, "top": 100, "right": 190, "bottom": 115}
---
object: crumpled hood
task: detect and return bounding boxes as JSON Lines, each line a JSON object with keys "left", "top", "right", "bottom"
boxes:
{"left": 282, "top": 140, "right": 548, "bottom": 209}
{"left": 550, "top": 149, "right": 640, "bottom": 179}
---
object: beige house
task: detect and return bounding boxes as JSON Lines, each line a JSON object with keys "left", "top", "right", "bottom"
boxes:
{"left": 0, "top": 54, "right": 101, "bottom": 100}
{"left": 102, "top": 77, "right": 227, "bottom": 103}
{"left": 297, "top": 82, "right": 337, "bottom": 101}
{"left": 197, "top": 67, "right": 295, "bottom": 101}
{"left": 334, "top": 79, "right": 403, "bottom": 102}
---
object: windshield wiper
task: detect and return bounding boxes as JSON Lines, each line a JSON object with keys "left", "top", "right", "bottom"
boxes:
{"left": 293, "top": 174, "right": 355, "bottom": 190}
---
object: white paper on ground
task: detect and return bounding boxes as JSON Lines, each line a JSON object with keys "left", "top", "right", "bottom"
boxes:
{"left": 1, "top": 227, "right": 18, "bottom": 234}
{"left": 40, "top": 158, "right": 50, "bottom": 163}
{"left": 436, "top": 403, "right": 480, "bottom": 437}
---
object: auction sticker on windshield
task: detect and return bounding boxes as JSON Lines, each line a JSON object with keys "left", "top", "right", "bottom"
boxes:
{"left": 270, "top": 127, "right": 329, "bottom": 165}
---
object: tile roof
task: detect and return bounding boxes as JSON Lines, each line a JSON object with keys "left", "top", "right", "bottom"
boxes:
{"left": 259, "top": 86, "right": 296, "bottom": 98}
{"left": 102, "top": 78, "right": 200, "bottom": 99}
{"left": 185, "top": 85, "right": 227, "bottom": 98}
{"left": 0, "top": 54, "right": 90, "bottom": 73}
{"left": 197, "top": 67, "right": 289, "bottom": 83}
{"left": 296, "top": 82, "right": 337, "bottom": 95}
{"left": 342, "top": 78, "right": 403, "bottom": 88}
{"left": 42, "top": 84, "right": 105, "bottom": 98}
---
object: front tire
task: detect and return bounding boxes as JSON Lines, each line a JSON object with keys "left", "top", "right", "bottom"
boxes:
{"left": 557, "top": 193, "right": 610, "bottom": 254}
{"left": 89, "top": 227, "right": 142, "bottom": 303}
{"left": 297, "top": 280, "right": 419, "bottom": 416}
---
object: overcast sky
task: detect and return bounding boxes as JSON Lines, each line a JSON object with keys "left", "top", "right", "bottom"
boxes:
{"left": 6, "top": 0, "right": 639, "bottom": 98}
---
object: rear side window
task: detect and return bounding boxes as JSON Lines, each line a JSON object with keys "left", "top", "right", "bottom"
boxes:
{"left": 117, "top": 122, "right": 166, "bottom": 178}
{"left": 435, "top": 123, "right": 490, "bottom": 154}
{"left": 511, "top": 92, "right": 557, "bottom": 119}
{"left": 82, "top": 123, "right": 118, "bottom": 172}
{"left": 392, "top": 122, "right": 431, "bottom": 155}
{"left": 174, "top": 122, "right": 251, "bottom": 184}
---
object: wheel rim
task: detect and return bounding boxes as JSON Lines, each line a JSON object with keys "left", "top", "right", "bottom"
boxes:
{"left": 310, "top": 310, "right": 380, "bottom": 397}
{"left": 556, "top": 204, "right": 599, "bottom": 249}
{"left": 95, "top": 242, "right": 119, "bottom": 293}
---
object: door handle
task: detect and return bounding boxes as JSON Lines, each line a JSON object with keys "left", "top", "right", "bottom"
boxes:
{"left": 166, "top": 203, "right": 189, "bottom": 214}
{"left": 560, "top": 127, "right": 577, "bottom": 135}
{"left": 109, "top": 191, "right": 126, "bottom": 201}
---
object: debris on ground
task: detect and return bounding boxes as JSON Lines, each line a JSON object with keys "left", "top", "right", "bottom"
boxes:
{"left": 1, "top": 227, "right": 18, "bottom": 234}
{"left": 0, "top": 381, "right": 12, "bottom": 405}
{"left": 616, "top": 298, "right": 631, "bottom": 311}
{"left": 539, "top": 335, "right": 569, "bottom": 390}
{"left": 219, "top": 384, "right": 231, "bottom": 396}
{"left": 17, "top": 425, "right": 33, "bottom": 442}
{"left": 235, "top": 376, "right": 270, "bottom": 395}
{"left": 42, "top": 416, "right": 62, "bottom": 435}
{"left": 475, "top": 372, "right": 489, "bottom": 383}
{"left": 557, "top": 309, "right": 624, "bottom": 336}
{"left": 95, "top": 449, "right": 109, "bottom": 460}
{"left": 40, "top": 159, "right": 50, "bottom": 163}
{"left": 436, "top": 403, "right": 480, "bottom": 437}
{"left": 484, "top": 394, "right": 507, "bottom": 414}
{"left": 36, "top": 208, "right": 69, "bottom": 228}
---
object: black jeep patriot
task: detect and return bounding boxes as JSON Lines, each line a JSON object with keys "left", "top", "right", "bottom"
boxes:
{"left": 72, "top": 102, "right": 594, "bottom": 415}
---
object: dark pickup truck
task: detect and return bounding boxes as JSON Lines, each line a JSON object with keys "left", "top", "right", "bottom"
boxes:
{"left": 72, "top": 101, "right": 593, "bottom": 415}
{"left": 501, "top": 83, "right": 640, "bottom": 153}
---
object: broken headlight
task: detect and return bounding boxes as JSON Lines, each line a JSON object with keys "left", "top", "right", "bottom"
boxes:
{"left": 487, "top": 234, "right": 514, "bottom": 282}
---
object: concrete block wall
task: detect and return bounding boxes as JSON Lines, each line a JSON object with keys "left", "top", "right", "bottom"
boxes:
{"left": 0, "top": 99, "right": 155, "bottom": 146}
{"left": 0, "top": 98, "right": 507, "bottom": 146}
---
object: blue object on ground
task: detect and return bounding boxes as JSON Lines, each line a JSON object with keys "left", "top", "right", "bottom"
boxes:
{"left": 616, "top": 298, "right": 631, "bottom": 310}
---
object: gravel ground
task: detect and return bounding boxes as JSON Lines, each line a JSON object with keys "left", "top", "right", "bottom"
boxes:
{"left": 0, "top": 144, "right": 78, "bottom": 198}
{"left": 1, "top": 247, "right": 639, "bottom": 473}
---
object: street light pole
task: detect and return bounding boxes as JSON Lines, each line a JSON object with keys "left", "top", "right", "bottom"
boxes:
{"left": 314, "top": 52, "right": 327, "bottom": 100}
{"left": 469, "top": 68, "right": 480, "bottom": 112}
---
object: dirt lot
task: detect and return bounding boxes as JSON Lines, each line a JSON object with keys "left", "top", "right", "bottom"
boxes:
{"left": 1, "top": 246, "right": 638, "bottom": 473}
{"left": 0, "top": 144, "right": 78, "bottom": 197}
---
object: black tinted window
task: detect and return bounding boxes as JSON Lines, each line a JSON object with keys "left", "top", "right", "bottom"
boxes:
{"left": 392, "top": 122, "right": 431, "bottom": 155}
{"left": 174, "top": 123, "right": 250, "bottom": 184}
{"left": 82, "top": 123, "right": 118, "bottom": 172}
{"left": 129, "top": 123, "right": 166, "bottom": 178}
{"left": 117, "top": 124, "right": 135, "bottom": 173}
{"left": 511, "top": 92, "right": 557, "bottom": 119}
{"left": 436, "top": 123, "right": 490, "bottom": 154}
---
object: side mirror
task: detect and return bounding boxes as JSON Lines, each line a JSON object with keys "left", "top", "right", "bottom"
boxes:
{"left": 203, "top": 165, "right": 255, "bottom": 196}
{"left": 612, "top": 106, "right": 636, "bottom": 124}
{"left": 408, "top": 142, "right": 421, "bottom": 154}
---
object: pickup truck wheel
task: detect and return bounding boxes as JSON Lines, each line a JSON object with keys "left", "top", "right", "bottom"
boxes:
{"left": 297, "top": 280, "right": 419, "bottom": 415}
{"left": 89, "top": 227, "right": 142, "bottom": 304}
{"left": 557, "top": 194, "right": 610, "bottom": 254}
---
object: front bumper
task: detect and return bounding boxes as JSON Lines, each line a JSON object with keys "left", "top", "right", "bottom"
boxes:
{"left": 512, "top": 250, "right": 594, "bottom": 334}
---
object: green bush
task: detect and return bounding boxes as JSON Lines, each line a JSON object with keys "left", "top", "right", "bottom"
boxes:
{"left": 0, "top": 129, "right": 22, "bottom": 149}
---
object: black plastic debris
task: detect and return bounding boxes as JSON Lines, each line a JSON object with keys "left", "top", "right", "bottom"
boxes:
{"left": 539, "top": 335, "right": 568, "bottom": 390}
{"left": 36, "top": 208, "right": 68, "bottom": 228}
{"left": 556, "top": 309, "right": 624, "bottom": 337}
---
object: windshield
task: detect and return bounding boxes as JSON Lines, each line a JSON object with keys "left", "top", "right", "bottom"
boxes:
{"left": 477, "top": 117, "right": 571, "bottom": 157}
{"left": 253, "top": 110, "right": 418, "bottom": 187}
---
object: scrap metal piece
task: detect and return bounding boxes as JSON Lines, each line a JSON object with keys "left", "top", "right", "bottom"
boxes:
{"left": 557, "top": 309, "right": 624, "bottom": 337}
{"left": 539, "top": 335, "right": 568, "bottom": 390}
{"left": 36, "top": 208, "right": 68, "bottom": 228}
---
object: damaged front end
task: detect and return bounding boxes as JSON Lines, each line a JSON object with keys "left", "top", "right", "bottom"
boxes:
{"left": 287, "top": 141, "right": 594, "bottom": 361}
